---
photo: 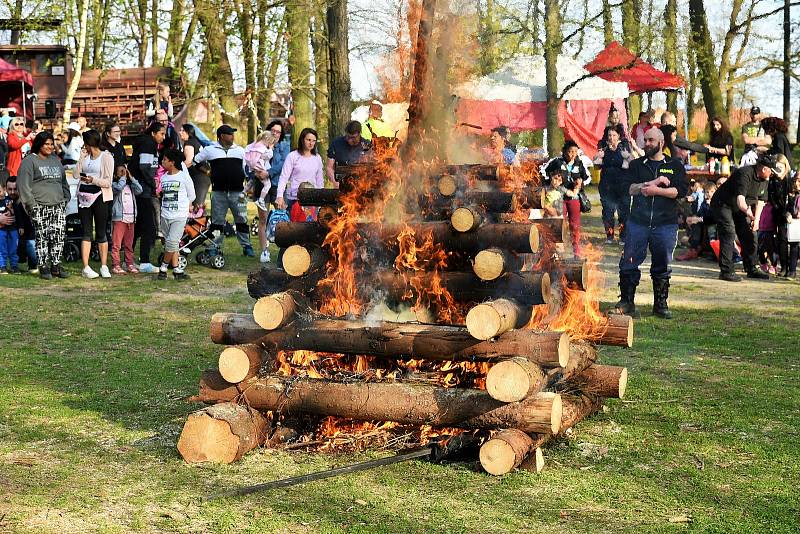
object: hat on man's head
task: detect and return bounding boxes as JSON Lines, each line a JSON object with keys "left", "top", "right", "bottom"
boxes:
{"left": 750, "top": 106, "right": 761, "bottom": 115}
{"left": 217, "top": 124, "right": 237, "bottom": 136}
{"left": 757, "top": 153, "right": 780, "bottom": 174}
{"left": 370, "top": 100, "right": 383, "bottom": 108}
{"left": 67, "top": 122, "right": 81, "bottom": 133}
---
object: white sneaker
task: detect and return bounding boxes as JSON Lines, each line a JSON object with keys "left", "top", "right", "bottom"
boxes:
{"left": 260, "top": 249, "right": 271, "bottom": 263}
{"left": 99, "top": 265, "right": 112, "bottom": 278}
{"left": 255, "top": 198, "right": 268, "bottom": 211}
{"left": 138, "top": 262, "right": 158, "bottom": 274}
{"left": 82, "top": 266, "right": 100, "bottom": 279}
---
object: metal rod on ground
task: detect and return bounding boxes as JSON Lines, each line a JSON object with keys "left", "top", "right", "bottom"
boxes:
{"left": 204, "top": 446, "right": 434, "bottom": 500}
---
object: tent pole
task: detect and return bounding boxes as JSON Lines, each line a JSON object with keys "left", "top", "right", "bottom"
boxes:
{"left": 682, "top": 90, "right": 689, "bottom": 138}
{"left": 21, "top": 81, "right": 27, "bottom": 120}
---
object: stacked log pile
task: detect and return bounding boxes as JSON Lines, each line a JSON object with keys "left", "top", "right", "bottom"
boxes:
{"left": 178, "top": 162, "right": 633, "bottom": 476}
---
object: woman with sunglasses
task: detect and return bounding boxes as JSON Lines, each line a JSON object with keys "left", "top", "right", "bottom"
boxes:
{"left": 6, "top": 118, "right": 35, "bottom": 177}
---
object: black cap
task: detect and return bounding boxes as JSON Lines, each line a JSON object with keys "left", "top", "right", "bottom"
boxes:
{"left": 217, "top": 124, "right": 237, "bottom": 136}
{"left": 750, "top": 106, "right": 761, "bottom": 115}
{"left": 756, "top": 153, "right": 780, "bottom": 174}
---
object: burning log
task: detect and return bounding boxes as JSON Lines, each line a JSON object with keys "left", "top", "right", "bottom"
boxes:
{"left": 479, "top": 429, "right": 537, "bottom": 475}
{"left": 472, "top": 248, "right": 523, "bottom": 281}
{"left": 275, "top": 221, "right": 550, "bottom": 253}
{"left": 600, "top": 314, "right": 634, "bottom": 348}
{"left": 195, "top": 371, "right": 563, "bottom": 434}
{"left": 450, "top": 206, "right": 484, "bottom": 233}
{"left": 485, "top": 357, "right": 545, "bottom": 403}
{"left": 218, "top": 344, "right": 272, "bottom": 384}
{"left": 554, "top": 259, "right": 589, "bottom": 290}
{"left": 532, "top": 217, "right": 569, "bottom": 245}
{"left": 303, "top": 187, "right": 518, "bottom": 213}
{"left": 252, "top": 291, "right": 308, "bottom": 331}
{"left": 564, "top": 364, "right": 628, "bottom": 399}
{"left": 465, "top": 298, "right": 532, "bottom": 340}
{"left": 209, "top": 313, "right": 572, "bottom": 367}
{"left": 297, "top": 187, "right": 343, "bottom": 206}
{"left": 247, "top": 267, "right": 322, "bottom": 301}
{"left": 282, "top": 244, "right": 327, "bottom": 277}
{"left": 444, "top": 164, "right": 500, "bottom": 180}
{"left": 437, "top": 174, "right": 458, "bottom": 196}
{"left": 176, "top": 403, "right": 269, "bottom": 464}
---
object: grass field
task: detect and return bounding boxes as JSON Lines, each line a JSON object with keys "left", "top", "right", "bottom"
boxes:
{"left": 1, "top": 203, "right": 799, "bottom": 533}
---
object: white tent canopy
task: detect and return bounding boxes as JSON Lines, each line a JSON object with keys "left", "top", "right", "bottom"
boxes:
{"left": 454, "top": 55, "right": 629, "bottom": 102}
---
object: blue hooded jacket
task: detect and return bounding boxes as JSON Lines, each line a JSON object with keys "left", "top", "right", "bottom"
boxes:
{"left": 269, "top": 138, "right": 291, "bottom": 188}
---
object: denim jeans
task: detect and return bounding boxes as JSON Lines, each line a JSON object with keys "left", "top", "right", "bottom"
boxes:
{"left": 599, "top": 186, "right": 630, "bottom": 239}
{"left": 211, "top": 190, "right": 251, "bottom": 250}
{"left": 619, "top": 221, "right": 678, "bottom": 285}
{"left": 0, "top": 227, "right": 19, "bottom": 269}
{"left": 19, "top": 238, "right": 37, "bottom": 268}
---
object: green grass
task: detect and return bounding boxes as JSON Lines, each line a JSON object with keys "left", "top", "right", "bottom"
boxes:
{"left": 1, "top": 207, "right": 799, "bottom": 533}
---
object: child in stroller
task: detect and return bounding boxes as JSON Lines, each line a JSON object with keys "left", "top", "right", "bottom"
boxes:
{"left": 157, "top": 204, "right": 226, "bottom": 270}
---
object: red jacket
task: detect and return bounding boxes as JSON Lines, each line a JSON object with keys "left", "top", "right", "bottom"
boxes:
{"left": 6, "top": 132, "right": 30, "bottom": 176}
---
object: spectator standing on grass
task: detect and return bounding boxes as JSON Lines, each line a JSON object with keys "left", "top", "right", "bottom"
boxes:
{"left": 761, "top": 117, "right": 793, "bottom": 163}
{"left": 6, "top": 117, "right": 35, "bottom": 177}
{"left": 487, "top": 126, "right": 516, "bottom": 165}
{"left": 277, "top": 128, "right": 324, "bottom": 213}
{"left": 677, "top": 182, "right": 717, "bottom": 261}
{"left": 130, "top": 122, "right": 166, "bottom": 274}
{"left": 711, "top": 154, "right": 779, "bottom": 282}
{"left": 767, "top": 154, "right": 792, "bottom": 277}
{"left": 326, "top": 120, "right": 370, "bottom": 185}
{"left": 741, "top": 106, "right": 770, "bottom": 154}
{"left": 16, "top": 132, "right": 70, "bottom": 280}
{"left": 246, "top": 130, "right": 277, "bottom": 213}
{"left": 783, "top": 174, "right": 800, "bottom": 279}
{"left": 110, "top": 166, "right": 142, "bottom": 274}
{"left": 3, "top": 177, "right": 38, "bottom": 273}
{"left": 545, "top": 140, "right": 587, "bottom": 256}
{"left": 0, "top": 179, "right": 18, "bottom": 273}
{"left": 100, "top": 122, "right": 127, "bottom": 170}
{"left": 615, "top": 128, "right": 688, "bottom": 319}
{"left": 598, "top": 104, "right": 633, "bottom": 153}
{"left": 256, "top": 120, "right": 290, "bottom": 264}
{"left": 194, "top": 124, "right": 255, "bottom": 258}
{"left": 630, "top": 111, "right": 653, "bottom": 151}
{"left": 76, "top": 116, "right": 89, "bottom": 133}
{"left": 146, "top": 84, "right": 174, "bottom": 120}
{"left": 74, "top": 130, "right": 114, "bottom": 279}
{"left": 705, "top": 117, "right": 734, "bottom": 162}
{"left": 180, "top": 124, "right": 209, "bottom": 209}
{"left": 152, "top": 109, "right": 180, "bottom": 151}
{"left": 594, "top": 128, "right": 633, "bottom": 243}
{"left": 60, "top": 123, "right": 83, "bottom": 169}
{"left": 157, "top": 148, "right": 195, "bottom": 281}
{"left": 542, "top": 172, "right": 565, "bottom": 217}
{"left": 360, "top": 100, "right": 395, "bottom": 141}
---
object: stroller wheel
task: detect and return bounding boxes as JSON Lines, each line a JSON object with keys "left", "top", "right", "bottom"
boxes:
{"left": 64, "top": 242, "right": 80, "bottom": 263}
{"left": 196, "top": 250, "right": 210, "bottom": 266}
{"left": 211, "top": 253, "right": 226, "bottom": 269}
{"left": 90, "top": 243, "right": 100, "bottom": 262}
{"left": 177, "top": 255, "right": 188, "bottom": 271}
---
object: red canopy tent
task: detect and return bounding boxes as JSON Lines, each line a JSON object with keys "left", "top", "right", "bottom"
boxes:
{"left": 0, "top": 58, "right": 35, "bottom": 120}
{"left": 584, "top": 41, "right": 685, "bottom": 93}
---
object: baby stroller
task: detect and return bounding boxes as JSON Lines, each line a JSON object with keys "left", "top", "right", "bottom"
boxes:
{"left": 157, "top": 210, "right": 226, "bottom": 270}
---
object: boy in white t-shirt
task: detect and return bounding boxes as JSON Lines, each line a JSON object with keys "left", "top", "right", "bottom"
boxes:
{"left": 158, "top": 148, "right": 196, "bottom": 280}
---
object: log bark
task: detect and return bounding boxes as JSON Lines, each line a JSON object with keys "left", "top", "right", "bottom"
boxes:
{"left": 196, "top": 371, "right": 563, "bottom": 434}
{"left": 600, "top": 314, "right": 634, "bottom": 348}
{"left": 252, "top": 290, "right": 307, "bottom": 331}
{"left": 466, "top": 299, "right": 533, "bottom": 340}
{"left": 274, "top": 221, "right": 546, "bottom": 253}
{"left": 554, "top": 259, "right": 589, "bottom": 290}
{"left": 479, "top": 429, "right": 536, "bottom": 475}
{"left": 533, "top": 217, "right": 569, "bottom": 245}
{"left": 209, "top": 313, "right": 571, "bottom": 367}
{"left": 565, "top": 364, "right": 628, "bottom": 399}
{"left": 177, "top": 402, "right": 269, "bottom": 464}
{"left": 485, "top": 357, "right": 545, "bottom": 403}
{"left": 473, "top": 248, "right": 523, "bottom": 281}
{"left": 246, "top": 267, "right": 323, "bottom": 301}
{"left": 450, "top": 206, "right": 484, "bottom": 233}
{"left": 518, "top": 446, "right": 545, "bottom": 473}
{"left": 218, "top": 344, "right": 272, "bottom": 384}
{"left": 444, "top": 164, "right": 499, "bottom": 180}
{"left": 282, "top": 244, "right": 327, "bottom": 277}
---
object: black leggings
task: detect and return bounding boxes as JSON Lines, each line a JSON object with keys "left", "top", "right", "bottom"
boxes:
{"left": 79, "top": 200, "right": 111, "bottom": 243}
{"left": 135, "top": 196, "right": 158, "bottom": 264}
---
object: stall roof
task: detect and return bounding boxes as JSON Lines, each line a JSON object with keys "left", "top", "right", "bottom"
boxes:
{"left": 584, "top": 41, "right": 684, "bottom": 93}
{"left": 0, "top": 57, "right": 34, "bottom": 86}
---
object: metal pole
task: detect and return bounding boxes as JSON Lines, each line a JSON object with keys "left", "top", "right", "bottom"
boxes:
{"left": 21, "top": 80, "right": 26, "bottom": 120}
{"left": 783, "top": 0, "right": 791, "bottom": 125}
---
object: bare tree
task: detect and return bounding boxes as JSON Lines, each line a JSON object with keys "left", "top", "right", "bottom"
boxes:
{"left": 544, "top": 0, "right": 562, "bottom": 154}
{"left": 286, "top": 0, "right": 313, "bottom": 146}
{"left": 689, "top": 0, "right": 727, "bottom": 123}
{"left": 63, "top": 0, "right": 90, "bottom": 124}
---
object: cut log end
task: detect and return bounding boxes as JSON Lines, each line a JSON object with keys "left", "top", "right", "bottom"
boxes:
{"left": 283, "top": 245, "right": 313, "bottom": 277}
{"left": 541, "top": 272, "right": 552, "bottom": 305}
{"left": 473, "top": 249, "right": 505, "bottom": 281}
{"left": 549, "top": 394, "right": 563, "bottom": 434}
{"left": 218, "top": 345, "right": 263, "bottom": 384}
{"left": 438, "top": 175, "right": 457, "bottom": 196}
{"left": 619, "top": 368, "right": 628, "bottom": 398}
{"left": 318, "top": 206, "right": 338, "bottom": 228}
{"left": 528, "top": 224, "right": 540, "bottom": 252}
{"left": 253, "top": 292, "right": 298, "bottom": 331}
{"left": 480, "top": 429, "right": 535, "bottom": 476}
{"left": 177, "top": 403, "right": 269, "bottom": 464}
{"left": 465, "top": 299, "right": 530, "bottom": 340}
{"left": 557, "top": 332, "right": 570, "bottom": 367}
{"left": 603, "top": 314, "right": 634, "bottom": 348}
{"left": 451, "top": 206, "right": 482, "bottom": 233}
{"left": 486, "top": 358, "right": 545, "bottom": 402}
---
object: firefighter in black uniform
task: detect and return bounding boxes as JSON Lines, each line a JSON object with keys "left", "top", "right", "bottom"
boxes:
{"left": 711, "top": 154, "right": 778, "bottom": 282}
{"left": 615, "top": 128, "right": 688, "bottom": 319}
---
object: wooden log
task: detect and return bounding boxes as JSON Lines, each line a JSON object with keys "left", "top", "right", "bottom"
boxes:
{"left": 518, "top": 446, "right": 545, "bottom": 473}
{"left": 195, "top": 371, "right": 563, "bottom": 434}
{"left": 485, "top": 357, "right": 545, "bottom": 403}
{"left": 275, "top": 221, "right": 545, "bottom": 253}
{"left": 566, "top": 364, "right": 628, "bottom": 399}
{"left": 218, "top": 344, "right": 270, "bottom": 384}
{"left": 466, "top": 298, "right": 533, "bottom": 340}
{"left": 533, "top": 217, "right": 569, "bottom": 245}
{"left": 445, "top": 163, "right": 499, "bottom": 180}
{"left": 450, "top": 206, "right": 484, "bottom": 233}
{"left": 473, "top": 248, "right": 523, "bottom": 281}
{"left": 554, "top": 259, "right": 589, "bottom": 290}
{"left": 525, "top": 393, "right": 604, "bottom": 448}
{"left": 601, "top": 314, "right": 634, "bottom": 348}
{"left": 282, "top": 244, "right": 327, "bottom": 277}
{"left": 176, "top": 403, "right": 269, "bottom": 464}
{"left": 438, "top": 174, "right": 458, "bottom": 196}
{"left": 317, "top": 206, "right": 338, "bottom": 227}
{"left": 246, "top": 267, "right": 322, "bottom": 301}
{"left": 296, "top": 187, "right": 340, "bottom": 206}
{"left": 479, "top": 429, "right": 536, "bottom": 475}
{"left": 252, "top": 290, "right": 306, "bottom": 331}
{"left": 209, "top": 313, "right": 571, "bottom": 367}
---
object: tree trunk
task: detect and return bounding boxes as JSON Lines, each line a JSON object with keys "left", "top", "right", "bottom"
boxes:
{"left": 477, "top": 0, "right": 499, "bottom": 75}
{"left": 234, "top": 0, "right": 257, "bottom": 141}
{"left": 601, "top": 0, "right": 614, "bottom": 45}
{"left": 286, "top": 0, "right": 313, "bottom": 147}
{"left": 402, "top": 0, "right": 437, "bottom": 162}
{"left": 564, "top": 364, "right": 628, "bottom": 399}
{"left": 208, "top": 312, "right": 573, "bottom": 368}
{"left": 622, "top": 0, "right": 642, "bottom": 119}
{"left": 465, "top": 299, "right": 532, "bottom": 340}
{"left": 9, "top": 0, "right": 23, "bottom": 45}
{"left": 195, "top": 0, "right": 239, "bottom": 125}
{"left": 135, "top": 0, "right": 149, "bottom": 67}
{"left": 485, "top": 358, "right": 545, "bottom": 403}
{"left": 664, "top": 0, "right": 678, "bottom": 116}
{"left": 311, "top": 11, "right": 330, "bottom": 146}
{"left": 688, "top": 0, "right": 728, "bottom": 124}
{"left": 544, "top": 0, "right": 562, "bottom": 155}
{"left": 196, "top": 371, "right": 564, "bottom": 434}
{"left": 177, "top": 403, "right": 270, "bottom": 464}
{"left": 259, "top": 14, "right": 286, "bottom": 127}
{"left": 176, "top": 11, "right": 198, "bottom": 74}
{"left": 150, "top": 0, "right": 159, "bottom": 65}
{"left": 784, "top": 0, "right": 791, "bottom": 125}
{"left": 63, "top": 0, "right": 90, "bottom": 124}
{"left": 480, "top": 428, "right": 536, "bottom": 475}
{"left": 163, "top": 0, "right": 185, "bottom": 67}
{"left": 91, "top": 0, "right": 105, "bottom": 68}
{"left": 326, "top": 0, "right": 351, "bottom": 140}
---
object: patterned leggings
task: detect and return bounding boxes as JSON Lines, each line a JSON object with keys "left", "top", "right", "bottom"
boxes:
{"left": 30, "top": 203, "right": 66, "bottom": 268}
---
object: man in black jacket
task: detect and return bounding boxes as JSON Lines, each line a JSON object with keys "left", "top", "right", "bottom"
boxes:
{"left": 711, "top": 154, "right": 778, "bottom": 281}
{"left": 129, "top": 123, "right": 166, "bottom": 273}
{"left": 616, "top": 128, "right": 688, "bottom": 319}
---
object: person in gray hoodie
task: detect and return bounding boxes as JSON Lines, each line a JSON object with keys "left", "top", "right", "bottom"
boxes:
{"left": 16, "top": 132, "right": 70, "bottom": 280}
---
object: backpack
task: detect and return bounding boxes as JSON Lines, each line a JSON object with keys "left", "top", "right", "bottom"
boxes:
{"left": 266, "top": 209, "right": 289, "bottom": 241}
